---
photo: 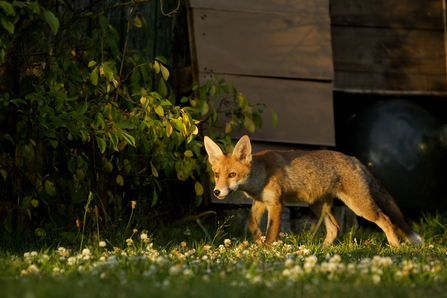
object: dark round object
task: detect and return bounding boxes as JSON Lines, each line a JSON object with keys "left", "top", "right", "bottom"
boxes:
{"left": 350, "top": 99, "right": 447, "bottom": 210}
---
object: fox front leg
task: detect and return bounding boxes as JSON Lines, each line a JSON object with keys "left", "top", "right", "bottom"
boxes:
{"left": 248, "top": 200, "right": 266, "bottom": 242}
{"left": 265, "top": 202, "right": 284, "bottom": 244}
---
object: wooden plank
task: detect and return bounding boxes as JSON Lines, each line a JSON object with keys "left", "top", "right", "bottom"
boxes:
{"left": 191, "top": 8, "right": 333, "bottom": 81}
{"left": 330, "top": 0, "right": 443, "bottom": 30}
{"left": 331, "top": 26, "right": 447, "bottom": 91}
{"left": 200, "top": 73, "right": 335, "bottom": 146}
{"left": 189, "top": 0, "right": 329, "bottom": 17}
{"left": 334, "top": 71, "right": 447, "bottom": 92}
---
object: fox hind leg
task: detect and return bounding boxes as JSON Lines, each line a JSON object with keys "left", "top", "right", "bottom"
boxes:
{"left": 337, "top": 192, "right": 401, "bottom": 247}
{"left": 309, "top": 197, "right": 340, "bottom": 247}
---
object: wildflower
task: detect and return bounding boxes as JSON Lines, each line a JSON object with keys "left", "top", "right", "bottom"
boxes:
{"left": 372, "top": 274, "right": 381, "bottom": 284}
{"left": 285, "top": 258, "right": 294, "bottom": 268}
{"left": 141, "top": 233, "right": 148, "bottom": 240}
{"left": 169, "top": 265, "right": 181, "bottom": 276}
{"left": 224, "top": 239, "right": 231, "bottom": 247}
{"left": 133, "top": 228, "right": 138, "bottom": 233}
{"left": 219, "top": 245, "right": 226, "bottom": 253}
{"left": 243, "top": 240, "right": 249, "bottom": 246}
{"left": 131, "top": 201, "right": 136, "bottom": 209}
{"left": 30, "top": 251, "right": 38, "bottom": 258}
{"left": 181, "top": 241, "right": 187, "bottom": 247}
{"left": 429, "top": 244, "right": 434, "bottom": 249}
{"left": 202, "top": 274, "right": 210, "bottom": 281}
{"left": 53, "top": 267, "right": 60, "bottom": 274}
{"left": 20, "top": 270, "right": 28, "bottom": 276}
{"left": 67, "top": 257, "right": 76, "bottom": 266}
{"left": 82, "top": 248, "right": 91, "bottom": 256}
{"left": 183, "top": 269, "right": 194, "bottom": 278}
{"left": 329, "top": 254, "right": 341, "bottom": 263}
{"left": 202, "top": 255, "right": 208, "bottom": 260}
{"left": 99, "top": 241, "right": 107, "bottom": 248}
{"left": 100, "top": 272, "right": 107, "bottom": 279}
{"left": 27, "top": 264, "right": 39, "bottom": 273}
{"left": 347, "top": 263, "right": 356, "bottom": 273}
{"left": 126, "top": 239, "right": 133, "bottom": 246}
{"left": 204, "top": 245, "right": 211, "bottom": 251}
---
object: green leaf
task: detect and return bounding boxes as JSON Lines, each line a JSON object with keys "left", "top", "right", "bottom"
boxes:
{"left": 44, "top": 180, "right": 56, "bottom": 197}
{"left": 0, "top": 169, "right": 7, "bottom": 181}
{"left": 184, "top": 150, "right": 193, "bottom": 157}
{"left": 94, "top": 113, "right": 105, "bottom": 129}
{"left": 68, "top": 156, "right": 76, "bottom": 173}
{"left": 22, "top": 196, "right": 32, "bottom": 208}
{"left": 49, "top": 140, "right": 58, "bottom": 148}
{"left": 4, "top": 211, "right": 12, "bottom": 233}
{"left": 151, "top": 188, "right": 158, "bottom": 207}
{"left": 90, "top": 67, "right": 98, "bottom": 85}
{"left": 3, "top": 133, "right": 14, "bottom": 145}
{"left": 75, "top": 101, "right": 88, "bottom": 115}
{"left": 96, "top": 136, "right": 106, "bottom": 154}
{"left": 171, "top": 119, "right": 184, "bottom": 131}
{"left": 120, "top": 131, "right": 135, "bottom": 147}
{"left": 124, "top": 159, "right": 131, "bottom": 174}
{"left": 28, "top": 1, "right": 39, "bottom": 15}
{"left": 153, "top": 61, "right": 160, "bottom": 74}
{"left": 194, "top": 181, "right": 204, "bottom": 196}
{"left": 49, "top": 115, "right": 64, "bottom": 127}
{"left": 150, "top": 162, "right": 158, "bottom": 177}
{"left": 102, "top": 63, "right": 114, "bottom": 82}
{"left": 21, "top": 144, "right": 31, "bottom": 159}
{"left": 160, "top": 64, "right": 169, "bottom": 81}
{"left": 43, "top": 9, "right": 59, "bottom": 35}
{"left": 88, "top": 61, "right": 97, "bottom": 68}
{"left": 158, "top": 78, "right": 167, "bottom": 98}
{"left": 99, "top": 15, "right": 108, "bottom": 36}
{"left": 1, "top": 15, "right": 14, "bottom": 34}
{"left": 116, "top": 175, "right": 124, "bottom": 186}
{"left": 76, "top": 169, "right": 85, "bottom": 180}
{"left": 244, "top": 115, "right": 256, "bottom": 133}
{"left": 43, "top": 129, "right": 56, "bottom": 138}
{"left": 269, "top": 107, "right": 278, "bottom": 127}
{"left": 31, "top": 199, "right": 38, "bottom": 208}
{"left": 115, "top": 120, "right": 135, "bottom": 129}
{"left": 154, "top": 56, "right": 167, "bottom": 65}
{"left": 155, "top": 105, "right": 164, "bottom": 117}
{"left": 0, "top": 2, "right": 15, "bottom": 16}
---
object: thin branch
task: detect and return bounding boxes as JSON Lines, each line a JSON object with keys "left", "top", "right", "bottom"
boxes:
{"left": 160, "top": 0, "right": 181, "bottom": 17}
{"left": 114, "top": 2, "right": 136, "bottom": 102}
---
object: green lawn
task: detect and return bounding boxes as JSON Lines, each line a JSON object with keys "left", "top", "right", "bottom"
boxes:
{"left": 1, "top": 213, "right": 447, "bottom": 298}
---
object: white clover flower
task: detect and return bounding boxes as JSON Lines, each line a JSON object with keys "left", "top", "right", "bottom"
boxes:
{"left": 252, "top": 276, "right": 262, "bottom": 284}
{"left": 394, "top": 271, "right": 403, "bottom": 279}
{"left": 329, "top": 254, "right": 341, "bottom": 263}
{"left": 302, "top": 249, "right": 311, "bottom": 255}
{"left": 27, "top": 264, "right": 39, "bottom": 273}
{"left": 67, "top": 257, "right": 76, "bottom": 266}
{"left": 42, "top": 254, "right": 50, "bottom": 260}
{"left": 372, "top": 274, "right": 381, "bottom": 284}
{"left": 219, "top": 245, "right": 226, "bottom": 253}
{"left": 99, "top": 256, "right": 106, "bottom": 262}
{"left": 423, "top": 264, "right": 431, "bottom": 272}
{"left": 24, "top": 252, "right": 31, "bottom": 260}
{"left": 20, "top": 270, "right": 29, "bottom": 276}
{"left": 224, "top": 239, "right": 231, "bottom": 247}
{"left": 347, "top": 263, "right": 356, "bottom": 273}
{"left": 260, "top": 236, "right": 266, "bottom": 242}
{"left": 380, "top": 257, "right": 393, "bottom": 267}
{"left": 183, "top": 268, "right": 194, "bottom": 278}
{"left": 77, "top": 265, "right": 84, "bottom": 272}
{"left": 53, "top": 267, "right": 61, "bottom": 274}
{"left": 99, "top": 241, "right": 107, "bottom": 247}
{"left": 169, "top": 266, "right": 181, "bottom": 276}
{"left": 327, "top": 262, "right": 338, "bottom": 273}
{"left": 100, "top": 272, "right": 107, "bottom": 279}
{"left": 83, "top": 255, "right": 90, "bottom": 261}
{"left": 82, "top": 248, "right": 91, "bottom": 256}
{"left": 202, "top": 274, "right": 210, "bottom": 281}
{"left": 304, "top": 255, "right": 318, "bottom": 266}
{"left": 30, "top": 251, "right": 38, "bottom": 258}
{"left": 140, "top": 233, "right": 148, "bottom": 240}
{"left": 202, "top": 255, "right": 208, "bottom": 261}
{"left": 126, "top": 239, "right": 133, "bottom": 246}
{"left": 284, "top": 258, "right": 294, "bottom": 268}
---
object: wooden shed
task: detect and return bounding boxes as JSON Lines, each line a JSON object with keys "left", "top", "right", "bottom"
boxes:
{"left": 185, "top": 0, "right": 447, "bottom": 205}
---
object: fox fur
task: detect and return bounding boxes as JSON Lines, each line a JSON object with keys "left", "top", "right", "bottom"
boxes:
{"left": 204, "top": 135, "right": 423, "bottom": 247}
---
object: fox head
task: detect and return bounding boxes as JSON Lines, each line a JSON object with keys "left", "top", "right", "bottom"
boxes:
{"left": 204, "top": 135, "right": 252, "bottom": 199}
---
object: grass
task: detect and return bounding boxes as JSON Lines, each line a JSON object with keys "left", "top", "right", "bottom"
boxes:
{"left": 1, "top": 211, "right": 447, "bottom": 298}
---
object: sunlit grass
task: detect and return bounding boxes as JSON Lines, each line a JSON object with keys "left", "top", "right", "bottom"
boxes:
{"left": 1, "top": 213, "right": 447, "bottom": 298}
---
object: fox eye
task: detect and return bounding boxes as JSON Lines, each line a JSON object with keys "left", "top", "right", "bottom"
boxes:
{"left": 229, "top": 172, "right": 236, "bottom": 178}
{"left": 215, "top": 173, "right": 219, "bottom": 178}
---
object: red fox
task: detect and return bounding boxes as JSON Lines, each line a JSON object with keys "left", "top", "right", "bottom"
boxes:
{"left": 204, "top": 135, "right": 423, "bottom": 247}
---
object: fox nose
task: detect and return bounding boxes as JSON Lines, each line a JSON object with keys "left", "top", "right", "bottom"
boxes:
{"left": 214, "top": 189, "right": 221, "bottom": 197}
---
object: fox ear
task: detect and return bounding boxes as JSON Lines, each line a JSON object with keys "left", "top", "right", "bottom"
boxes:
{"left": 204, "top": 136, "right": 225, "bottom": 165}
{"left": 233, "top": 135, "right": 252, "bottom": 164}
